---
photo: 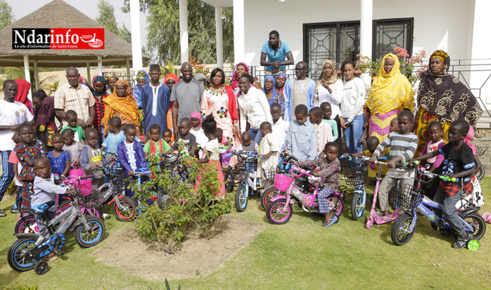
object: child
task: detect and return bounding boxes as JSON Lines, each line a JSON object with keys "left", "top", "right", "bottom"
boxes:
{"left": 196, "top": 115, "right": 225, "bottom": 197}
{"left": 285, "top": 104, "right": 316, "bottom": 161}
{"left": 320, "top": 102, "right": 339, "bottom": 143}
{"left": 389, "top": 117, "right": 399, "bottom": 133}
{"left": 309, "top": 107, "right": 333, "bottom": 155}
{"left": 8, "top": 132, "right": 23, "bottom": 213}
{"left": 143, "top": 124, "right": 171, "bottom": 157}
{"left": 62, "top": 129, "right": 84, "bottom": 170}
{"left": 60, "top": 110, "right": 85, "bottom": 143}
{"left": 190, "top": 111, "right": 207, "bottom": 146}
{"left": 420, "top": 121, "right": 446, "bottom": 173}
{"left": 162, "top": 129, "right": 174, "bottom": 147}
{"left": 258, "top": 122, "right": 280, "bottom": 191}
{"left": 295, "top": 142, "right": 342, "bottom": 227}
{"left": 101, "top": 117, "right": 125, "bottom": 154}
{"left": 81, "top": 128, "right": 108, "bottom": 190}
{"left": 117, "top": 124, "right": 148, "bottom": 197}
{"left": 351, "top": 136, "right": 387, "bottom": 157}
{"left": 14, "top": 123, "right": 48, "bottom": 208}
{"left": 415, "top": 120, "right": 475, "bottom": 249}
{"left": 270, "top": 103, "right": 288, "bottom": 151}
{"left": 369, "top": 110, "right": 418, "bottom": 216}
{"left": 216, "top": 128, "right": 232, "bottom": 166}
{"left": 169, "top": 118, "right": 196, "bottom": 155}
{"left": 240, "top": 131, "right": 258, "bottom": 152}
{"left": 47, "top": 133, "right": 70, "bottom": 180}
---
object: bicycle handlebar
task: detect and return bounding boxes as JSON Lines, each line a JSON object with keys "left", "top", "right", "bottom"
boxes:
{"left": 290, "top": 165, "right": 314, "bottom": 178}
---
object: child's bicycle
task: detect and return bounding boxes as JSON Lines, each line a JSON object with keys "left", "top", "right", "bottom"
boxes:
{"left": 8, "top": 188, "right": 105, "bottom": 275}
{"left": 266, "top": 165, "right": 344, "bottom": 225}
{"left": 155, "top": 151, "right": 189, "bottom": 210}
{"left": 391, "top": 163, "right": 486, "bottom": 248}
{"left": 476, "top": 146, "right": 486, "bottom": 180}
{"left": 233, "top": 150, "right": 261, "bottom": 212}
{"left": 340, "top": 155, "right": 370, "bottom": 220}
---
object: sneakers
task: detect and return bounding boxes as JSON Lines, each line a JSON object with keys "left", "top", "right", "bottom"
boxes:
{"left": 0, "top": 209, "right": 6, "bottom": 217}
{"left": 102, "top": 213, "right": 111, "bottom": 219}
{"left": 452, "top": 233, "right": 472, "bottom": 249}
{"left": 11, "top": 205, "right": 18, "bottom": 214}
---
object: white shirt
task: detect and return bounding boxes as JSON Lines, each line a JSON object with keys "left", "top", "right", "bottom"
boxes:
{"left": 205, "top": 138, "right": 220, "bottom": 161}
{"left": 125, "top": 142, "right": 137, "bottom": 171}
{"left": 0, "top": 100, "right": 34, "bottom": 151}
{"left": 190, "top": 128, "right": 207, "bottom": 146}
{"left": 341, "top": 78, "right": 366, "bottom": 122}
{"left": 271, "top": 118, "right": 289, "bottom": 151}
{"left": 316, "top": 79, "right": 343, "bottom": 119}
{"left": 237, "top": 87, "right": 273, "bottom": 131}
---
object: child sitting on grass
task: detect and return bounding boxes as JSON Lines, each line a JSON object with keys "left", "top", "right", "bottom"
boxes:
{"left": 295, "top": 142, "right": 341, "bottom": 227}
{"left": 60, "top": 110, "right": 85, "bottom": 143}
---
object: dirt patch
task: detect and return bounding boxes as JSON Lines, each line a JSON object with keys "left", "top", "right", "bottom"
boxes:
{"left": 92, "top": 215, "right": 263, "bottom": 280}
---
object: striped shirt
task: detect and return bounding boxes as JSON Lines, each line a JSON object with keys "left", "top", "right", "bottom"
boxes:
{"left": 54, "top": 83, "right": 95, "bottom": 127}
{"left": 373, "top": 132, "right": 418, "bottom": 163}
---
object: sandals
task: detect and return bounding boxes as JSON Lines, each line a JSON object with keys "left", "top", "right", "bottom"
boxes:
{"left": 322, "top": 215, "right": 338, "bottom": 227}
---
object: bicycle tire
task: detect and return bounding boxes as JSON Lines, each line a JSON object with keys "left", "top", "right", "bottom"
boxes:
{"left": 8, "top": 237, "right": 37, "bottom": 272}
{"left": 351, "top": 193, "right": 365, "bottom": 220}
{"left": 113, "top": 196, "right": 137, "bottom": 222}
{"left": 327, "top": 195, "right": 344, "bottom": 217}
{"left": 391, "top": 213, "right": 415, "bottom": 246}
{"left": 235, "top": 183, "right": 248, "bottom": 212}
{"left": 74, "top": 216, "right": 105, "bottom": 248}
{"left": 462, "top": 212, "right": 486, "bottom": 240}
{"left": 261, "top": 187, "right": 282, "bottom": 210}
{"left": 476, "top": 166, "right": 485, "bottom": 180}
{"left": 156, "top": 187, "right": 171, "bottom": 210}
{"left": 266, "top": 199, "right": 293, "bottom": 224}
{"left": 14, "top": 214, "right": 39, "bottom": 234}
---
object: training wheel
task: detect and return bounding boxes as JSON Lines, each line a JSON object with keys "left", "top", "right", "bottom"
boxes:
{"left": 467, "top": 240, "right": 480, "bottom": 251}
{"left": 34, "top": 261, "right": 49, "bottom": 275}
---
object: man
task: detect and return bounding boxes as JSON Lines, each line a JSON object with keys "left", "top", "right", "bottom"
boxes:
{"left": 141, "top": 64, "right": 171, "bottom": 136}
{"left": 0, "top": 80, "right": 34, "bottom": 216}
{"left": 171, "top": 62, "right": 205, "bottom": 137}
{"left": 283, "top": 61, "right": 316, "bottom": 122}
{"left": 54, "top": 66, "right": 95, "bottom": 128}
{"left": 260, "top": 30, "right": 294, "bottom": 76}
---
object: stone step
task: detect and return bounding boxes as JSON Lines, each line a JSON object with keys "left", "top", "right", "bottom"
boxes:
{"left": 477, "top": 116, "right": 491, "bottom": 129}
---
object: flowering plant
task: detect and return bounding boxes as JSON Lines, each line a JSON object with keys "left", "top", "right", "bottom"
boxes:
{"left": 189, "top": 56, "right": 209, "bottom": 76}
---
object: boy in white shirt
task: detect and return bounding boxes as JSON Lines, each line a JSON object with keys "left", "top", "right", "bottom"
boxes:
{"left": 270, "top": 103, "right": 288, "bottom": 151}
{"left": 258, "top": 122, "right": 280, "bottom": 191}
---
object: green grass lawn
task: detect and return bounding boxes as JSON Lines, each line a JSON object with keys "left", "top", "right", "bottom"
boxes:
{"left": 1, "top": 177, "right": 490, "bottom": 289}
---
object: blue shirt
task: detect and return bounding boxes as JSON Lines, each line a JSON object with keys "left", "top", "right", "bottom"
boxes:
{"left": 102, "top": 131, "right": 125, "bottom": 154}
{"left": 47, "top": 151, "right": 70, "bottom": 176}
{"left": 285, "top": 120, "right": 316, "bottom": 161}
{"left": 261, "top": 40, "right": 291, "bottom": 71}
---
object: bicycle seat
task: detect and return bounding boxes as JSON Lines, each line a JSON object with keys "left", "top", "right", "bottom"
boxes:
{"left": 31, "top": 203, "right": 49, "bottom": 214}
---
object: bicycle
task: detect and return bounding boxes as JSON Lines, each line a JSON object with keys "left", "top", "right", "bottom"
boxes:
{"left": 266, "top": 165, "right": 344, "bottom": 225}
{"left": 155, "top": 151, "right": 189, "bottom": 210}
{"left": 391, "top": 163, "right": 486, "bottom": 248}
{"left": 233, "top": 151, "right": 261, "bottom": 212}
{"left": 340, "top": 155, "right": 370, "bottom": 220}
{"left": 8, "top": 189, "right": 105, "bottom": 275}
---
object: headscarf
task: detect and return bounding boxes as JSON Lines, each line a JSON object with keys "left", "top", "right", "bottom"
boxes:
{"left": 15, "top": 79, "right": 34, "bottom": 114}
{"left": 367, "top": 53, "right": 414, "bottom": 114}
{"left": 418, "top": 50, "right": 483, "bottom": 126}
{"left": 101, "top": 79, "right": 140, "bottom": 134}
{"left": 190, "top": 111, "right": 202, "bottom": 125}
{"left": 263, "top": 76, "right": 276, "bottom": 106}
{"left": 164, "top": 74, "right": 179, "bottom": 85}
{"left": 195, "top": 73, "right": 206, "bottom": 81}
{"left": 313, "top": 60, "right": 339, "bottom": 101}
{"left": 135, "top": 70, "right": 149, "bottom": 82}
{"left": 231, "top": 62, "right": 250, "bottom": 90}
{"left": 132, "top": 70, "right": 148, "bottom": 108}
{"left": 464, "top": 125, "right": 477, "bottom": 156}
{"left": 275, "top": 72, "right": 287, "bottom": 92}
{"left": 92, "top": 75, "right": 107, "bottom": 97}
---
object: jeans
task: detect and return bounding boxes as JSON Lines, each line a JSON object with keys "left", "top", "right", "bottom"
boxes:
{"left": 433, "top": 188, "right": 465, "bottom": 236}
{"left": 0, "top": 150, "right": 15, "bottom": 202}
{"left": 343, "top": 114, "right": 364, "bottom": 170}
{"left": 249, "top": 128, "right": 263, "bottom": 145}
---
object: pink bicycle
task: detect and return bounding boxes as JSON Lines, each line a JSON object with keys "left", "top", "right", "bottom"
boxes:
{"left": 266, "top": 165, "right": 344, "bottom": 225}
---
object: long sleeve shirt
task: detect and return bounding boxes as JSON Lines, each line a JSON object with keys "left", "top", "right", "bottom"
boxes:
{"left": 32, "top": 175, "right": 68, "bottom": 210}
{"left": 283, "top": 78, "right": 316, "bottom": 122}
{"left": 285, "top": 120, "right": 317, "bottom": 161}
{"left": 314, "top": 121, "right": 333, "bottom": 155}
{"left": 117, "top": 141, "right": 148, "bottom": 176}
{"left": 373, "top": 131, "right": 418, "bottom": 178}
{"left": 341, "top": 78, "right": 366, "bottom": 122}
{"left": 295, "top": 158, "right": 341, "bottom": 191}
{"left": 237, "top": 87, "right": 273, "bottom": 132}
{"left": 316, "top": 79, "right": 344, "bottom": 119}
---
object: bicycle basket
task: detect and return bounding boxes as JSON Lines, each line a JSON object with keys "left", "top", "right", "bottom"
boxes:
{"left": 262, "top": 167, "right": 277, "bottom": 182}
{"left": 343, "top": 171, "right": 365, "bottom": 186}
{"left": 400, "top": 184, "right": 421, "bottom": 209}
{"left": 274, "top": 174, "right": 293, "bottom": 192}
{"left": 476, "top": 146, "right": 487, "bottom": 157}
{"left": 80, "top": 192, "right": 102, "bottom": 209}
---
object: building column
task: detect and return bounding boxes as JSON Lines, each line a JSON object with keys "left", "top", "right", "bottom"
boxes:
{"left": 233, "top": 0, "right": 245, "bottom": 64}
{"left": 98, "top": 56, "right": 103, "bottom": 75}
{"left": 126, "top": 58, "right": 131, "bottom": 80}
{"left": 215, "top": 6, "right": 224, "bottom": 68}
{"left": 360, "top": 0, "right": 373, "bottom": 87}
{"left": 179, "top": 0, "right": 189, "bottom": 64}
{"left": 130, "top": 0, "right": 143, "bottom": 75}
{"left": 23, "top": 55, "right": 31, "bottom": 101}
{"left": 86, "top": 62, "right": 91, "bottom": 85}
{"left": 33, "top": 60, "right": 39, "bottom": 91}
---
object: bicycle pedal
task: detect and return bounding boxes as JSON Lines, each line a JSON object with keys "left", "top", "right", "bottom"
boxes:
{"left": 54, "top": 250, "right": 65, "bottom": 256}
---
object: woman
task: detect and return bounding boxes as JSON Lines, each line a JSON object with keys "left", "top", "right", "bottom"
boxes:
{"left": 231, "top": 62, "right": 262, "bottom": 94}
{"left": 237, "top": 74, "right": 272, "bottom": 144}
{"left": 101, "top": 79, "right": 141, "bottom": 135}
{"left": 32, "top": 90, "right": 57, "bottom": 149}
{"left": 163, "top": 73, "right": 179, "bottom": 93}
{"left": 92, "top": 76, "right": 108, "bottom": 140}
{"left": 366, "top": 54, "right": 414, "bottom": 142}
{"left": 106, "top": 75, "right": 119, "bottom": 95}
{"left": 133, "top": 70, "right": 149, "bottom": 110}
{"left": 201, "top": 68, "right": 240, "bottom": 147}
{"left": 415, "top": 50, "right": 483, "bottom": 154}
{"left": 274, "top": 73, "right": 287, "bottom": 113}
{"left": 15, "top": 79, "right": 34, "bottom": 115}
{"left": 263, "top": 76, "right": 276, "bottom": 106}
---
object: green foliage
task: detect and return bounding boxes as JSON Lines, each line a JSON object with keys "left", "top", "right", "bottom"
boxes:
{"left": 123, "top": 0, "right": 233, "bottom": 64}
{"left": 96, "top": 0, "right": 132, "bottom": 44}
{"left": 129, "top": 154, "right": 232, "bottom": 253}
{"left": 16, "top": 285, "right": 38, "bottom": 290}
{"left": 0, "top": 0, "right": 15, "bottom": 29}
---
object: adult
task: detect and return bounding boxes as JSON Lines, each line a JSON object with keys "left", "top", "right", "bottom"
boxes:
{"left": 263, "top": 76, "right": 276, "bottom": 106}
{"left": 260, "top": 30, "right": 294, "bottom": 76}
{"left": 15, "top": 79, "right": 34, "bottom": 114}
{"left": 141, "top": 64, "right": 171, "bottom": 136}
{"left": 54, "top": 67, "right": 95, "bottom": 128}
{"left": 415, "top": 50, "right": 483, "bottom": 154}
{"left": 0, "top": 80, "right": 34, "bottom": 216}
{"left": 366, "top": 54, "right": 414, "bottom": 143}
{"left": 101, "top": 80, "right": 141, "bottom": 134}
{"left": 274, "top": 72, "right": 287, "bottom": 113}
{"left": 32, "top": 89, "right": 57, "bottom": 148}
{"left": 106, "top": 75, "right": 118, "bottom": 95}
{"left": 237, "top": 74, "right": 273, "bottom": 144}
{"left": 195, "top": 73, "right": 207, "bottom": 88}
{"left": 79, "top": 75, "right": 94, "bottom": 91}
{"left": 283, "top": 61, "right": 316, "bottom": 122}
{"left": 171, "top": 62, "right": 205, "bottom": 137}
{"left": 164, "top": 73, "right": 179, "bottom": 93}
{"left": 201, "top": 68, "right": 240, "bottom": 146}
{"left": 133, "top": 70, "right": 149, "bottom": 110}
{"left": 314, "top": 59, "right": 344, "bottom": 148}
{"left": 92, "top": 76, "right": 108, "bottom": 141}
{"left": 231, "top": 62, "right": 262, "bottom": 94}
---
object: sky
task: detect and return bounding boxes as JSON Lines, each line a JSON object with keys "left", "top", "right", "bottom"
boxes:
{"left": 6, "top": 0, "right": 148, "bottom": 48}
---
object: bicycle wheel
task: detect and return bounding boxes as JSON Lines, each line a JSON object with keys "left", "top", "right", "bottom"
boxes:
{"left": 156, "top": 187, "right": 171, "bottom": 210}
{"left": 327, "top": 195, "right": 344, "bottom": 217}
{"left": 235, "top": 183, "right": 248, "bottom": 212}
{"left": 351, "top": 193, "right": 365, "bottom": 220}
{"left": 8, "top": 237, "right": 37, "bottom": 272}
{"left": 74, "top": 216, "right": 105, "bottom": 248}
{"left": 463, "top": 212, "right": 486, "bottom": 240}
{"left": 112, "top": 196, "right": 137, "bottom": 222}
{"left": 476, "top": 166, "right": 485, "bottom": 180}
{"left": 391, "top": 213, "right": 415, "bottom": 246}
{"left": 266, "top": 199, "right": 292, "bottom": 224}
{"left": 261, "top": 187, "right": 283, "bottom": 210}
{"left": 14, "top": 215, "right": 39, "bottom": 234}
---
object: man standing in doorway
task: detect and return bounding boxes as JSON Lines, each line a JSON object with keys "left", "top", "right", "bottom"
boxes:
{"left": 283, "top": 61, "right": 316, "bottom": 122}
{"left": 141, "top": 64, "right": 171, "bottom": 135}
{"left": 260, "top": 30, "right": 294, "bottom": 76}
{"left": 54, "top": 66, "right": 95, "bottom": 128}
{"left": 171, "top": 62, "right": 205, "bottom": 138}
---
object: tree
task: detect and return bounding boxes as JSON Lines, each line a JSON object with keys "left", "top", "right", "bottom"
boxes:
{"left": 96, "top": 0, "right": 132, "bottom": 44}
{"left": 0, "top": 0, "right": 15, "bottom": 29}
{"left": 123, "top": 0, "right": 233, "bottom": 65}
